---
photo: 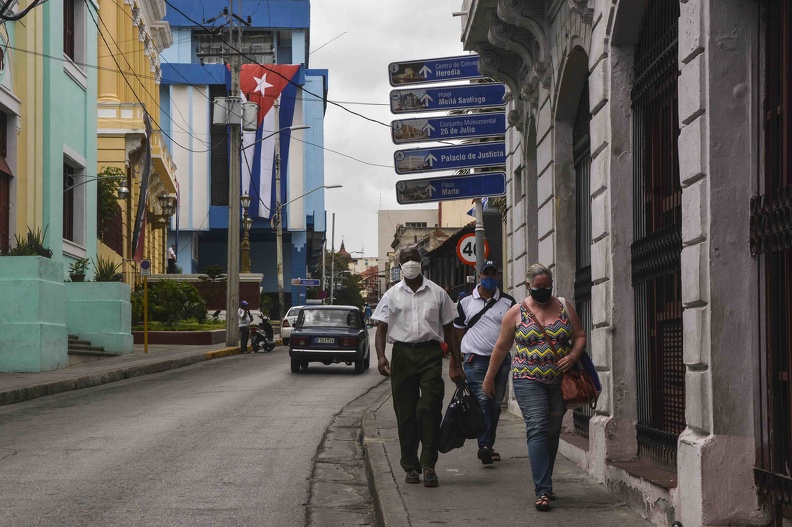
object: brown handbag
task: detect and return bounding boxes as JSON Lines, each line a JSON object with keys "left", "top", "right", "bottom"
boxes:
{"left": 523, "top": 301, "right": 598, "bottom": 409}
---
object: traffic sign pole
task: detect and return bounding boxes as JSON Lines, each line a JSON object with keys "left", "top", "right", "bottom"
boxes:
{"left": 475, "top": 199, "right": 485, "bottom": 277}
{"left": 143, "top": 275, "right": 148, "bottom": 354}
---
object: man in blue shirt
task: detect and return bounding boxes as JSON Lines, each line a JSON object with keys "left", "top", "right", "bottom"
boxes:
{"left": 454, "top": 261, "right": 516, "bottom": 465}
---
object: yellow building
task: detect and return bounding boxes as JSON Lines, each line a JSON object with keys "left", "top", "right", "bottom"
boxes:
{"left": 96, "top": 0, "right": 176, "bottom": 279}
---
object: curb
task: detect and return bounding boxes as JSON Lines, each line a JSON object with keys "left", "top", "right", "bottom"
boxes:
{"left": 0, "top": 346, "right": 241, "bottom": 407}
{"left": 361, "top": 381, "right": 411, "bottom": 527}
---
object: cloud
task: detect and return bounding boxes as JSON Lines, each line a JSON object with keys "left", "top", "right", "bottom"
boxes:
{"left": 309, "top": 0, "right": 466, "bottom": 256}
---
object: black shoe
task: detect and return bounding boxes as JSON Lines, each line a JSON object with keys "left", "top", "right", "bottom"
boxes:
{"left": 477, "top": 446, "right": 493, "bottom": 465}
{"left": 405, "top": 470, "right": 420, "bottom": 484}
{"left": 423, "top": 468, "right": 439, "bottom": 487}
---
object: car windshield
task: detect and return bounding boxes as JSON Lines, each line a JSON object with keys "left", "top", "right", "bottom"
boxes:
{"left": 299, "top": 309, "right": 359, "bottom": 328}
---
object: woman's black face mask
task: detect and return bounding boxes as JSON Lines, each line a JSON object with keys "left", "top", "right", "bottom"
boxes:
{"left": 529, "top": 286, "right": 553, "bottom": 304}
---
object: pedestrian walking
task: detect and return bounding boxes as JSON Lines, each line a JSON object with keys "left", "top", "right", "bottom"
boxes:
{"left": 167, "top": 244, "right": 177, "bottom": 274}
{"left": 453, "top": 260, "right": 516, "bottom": 465}
{"left": 483, "top": 263, "right": 586, "bottom": 511}
{"left": 372, "top": 246, "right": 464, "bottom": 488}
{"left": 364, "top": 303, "right": 372, "bottom": 326}
{"left": 238, "top": 300, "right": 253, "bottom": 353}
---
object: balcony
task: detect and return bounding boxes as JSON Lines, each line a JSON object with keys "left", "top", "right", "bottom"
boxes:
{"left": 97, "top": 102, "right": 177, "bottom": 194}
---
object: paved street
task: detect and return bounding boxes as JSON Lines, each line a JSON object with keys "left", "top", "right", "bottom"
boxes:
{"left": 0, "top": 348, "right": 382, "bottom": 527}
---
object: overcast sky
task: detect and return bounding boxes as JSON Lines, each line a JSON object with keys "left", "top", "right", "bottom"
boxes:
{"left": 309, "top": 0, "right": 468, "bottom": 257}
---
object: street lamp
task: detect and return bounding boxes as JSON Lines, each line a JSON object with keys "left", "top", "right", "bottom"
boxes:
{"left": 274, "top": 183, "right": 343, "bottom": 319}
{"left": 240, "top": 193, "right": 252, "bottom": 273}
{"left": 63, "top": 174, "right": 129, "bottom": 199}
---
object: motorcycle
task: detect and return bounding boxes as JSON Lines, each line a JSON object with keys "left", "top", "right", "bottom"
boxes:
{"left": 250, "top": 312, "right": 276, "bottom": 352}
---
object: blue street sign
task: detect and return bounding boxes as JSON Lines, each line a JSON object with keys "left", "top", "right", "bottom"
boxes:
{"left": 390, "top": 84, "right": 506, "bottom": 114}
{"left": 388, "top": 55, "right": 482, "bottom": 86}
{"left": 395, "top": 172, "right": 507, "bottom": 205}
{"left": 391, "top": 112, "right": 506, "bottom": 144}
{"left": 291, "top": 278, "right": 321, "bottom": 287}
{"left": 394, "top": 142, "right": 506, "bottom": 175}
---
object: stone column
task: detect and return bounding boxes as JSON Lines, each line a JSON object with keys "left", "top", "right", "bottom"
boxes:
{"left": 675, "top": 0, "right": 767, "bottom": 525}
{"left": 97, "top": 0, "right": 119, "bottom": 103}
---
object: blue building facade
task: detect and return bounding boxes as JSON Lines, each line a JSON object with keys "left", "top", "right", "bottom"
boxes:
{"left": 159, "top": 0, "right": 327, "bottom": 308}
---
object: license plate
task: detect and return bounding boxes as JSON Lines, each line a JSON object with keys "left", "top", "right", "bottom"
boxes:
{"left": 314, "top": 337, "right": 335, "bottom": 344}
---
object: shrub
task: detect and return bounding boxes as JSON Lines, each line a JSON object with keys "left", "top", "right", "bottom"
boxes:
{"left": 2, "top": 226, "right": 53, "bottom": 257}
{"left": 131, "top": 280, "right": 207, "bottom": 326}
{"left": 92, "top": 256, "right": 122, "bottom": 282}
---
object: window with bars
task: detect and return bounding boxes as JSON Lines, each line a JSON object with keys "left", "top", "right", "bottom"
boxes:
{"left": 63, "top": 163, "right": 75, "bottom": 243}
{"left": 573, "top": 80, "right": 594, "bottom": 439}
{"left": 0, "top": 112, "right": 9, "bottom": 253}
{"left": 753, "top": 0, "right": 792, "bottom": 516}
{"left": 63, "top": 0, "right": 75, "bottom": 61}
{"left": 630, "top": 0, "right": 684, "bottom": 469}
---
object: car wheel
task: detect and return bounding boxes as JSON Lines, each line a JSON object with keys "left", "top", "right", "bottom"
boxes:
{"left": 354, "top": 358, "right": 365, "bottom": 374}
{"left": 301, "top": 361, "right": 309, "bottom": 370}
{"left": 291, "top": 359, "right": 301, "bottom": 373}
{"left": 282, "top": 337, "right": 290, "bottom": 345}
{"left": 363, "top": 350, "right": 371, "bottom": 370}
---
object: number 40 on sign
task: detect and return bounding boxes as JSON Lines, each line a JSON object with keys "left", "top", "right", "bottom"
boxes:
{"left": 456, "top": 233, "right": 489, "bottom": 267}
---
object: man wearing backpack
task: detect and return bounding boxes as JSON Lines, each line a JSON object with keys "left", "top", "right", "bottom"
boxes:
{"left": 454, "top": 261, "right": 516, "bottom": 465}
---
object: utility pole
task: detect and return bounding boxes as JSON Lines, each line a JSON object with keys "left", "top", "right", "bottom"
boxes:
{"left": 330, "top": 212, "right": 335, "bottom": 305}
{"left": 274, "top": 100, "right": 285, "bottom": 320}
{"left": 200, "top": 1, "right": 250, "bottom": 347}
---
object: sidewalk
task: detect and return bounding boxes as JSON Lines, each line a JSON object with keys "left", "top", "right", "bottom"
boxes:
{"left": 362, "top": 370, "right": 655, "bottom": 527}
{"left": 0, "top": 342, "right": 239, "bottom": 406}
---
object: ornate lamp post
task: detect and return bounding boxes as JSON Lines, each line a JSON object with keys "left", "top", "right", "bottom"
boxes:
{"left": 240, "top": 193, "right": 252, "bottom": 273}
{"left": 147, "top": 193, "right": 177, "bottom": 273}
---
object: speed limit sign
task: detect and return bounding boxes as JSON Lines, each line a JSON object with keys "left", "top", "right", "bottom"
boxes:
{"left": 456, "top": 233, "right": 489, "bottom": 267}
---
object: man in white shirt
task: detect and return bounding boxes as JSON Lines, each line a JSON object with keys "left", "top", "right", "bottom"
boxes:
{"left": 372, "top": 246, "right": 464, "bottom": 488}
{"left": 454, "top": 260, "right": 516, "bottom": 465}
{"left": 167, "top": 244, "right": 177, "bottom": 274}
{"left": 238, "top": 300, "right": 253, "bottom": 353}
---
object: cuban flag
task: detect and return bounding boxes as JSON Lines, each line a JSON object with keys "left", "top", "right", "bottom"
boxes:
{"left": 239, "top": 64, "right": 302, "bottom": 219}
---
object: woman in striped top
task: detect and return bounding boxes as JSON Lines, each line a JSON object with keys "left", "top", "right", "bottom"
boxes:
{"left": 482, "top": 263, "right": 586, "bottom": 511}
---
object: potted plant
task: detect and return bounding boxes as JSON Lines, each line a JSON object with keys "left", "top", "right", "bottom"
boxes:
{"left": 92, "top": 256, "right": 122, "bottom": 282}
{"left": 68, "top": 258, "right": 90, "bottom": 282}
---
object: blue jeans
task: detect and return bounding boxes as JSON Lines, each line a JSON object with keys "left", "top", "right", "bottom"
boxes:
{"left": 512, "top": 378, "right": 566, "bottom": 497}
{"left": 463, "top": 352, "right": 511, "bottom": 449}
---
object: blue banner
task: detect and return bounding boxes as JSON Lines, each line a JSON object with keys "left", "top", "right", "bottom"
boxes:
{"left": 395, "top": 173, "right": 507, "bottom": 204}
{"left": 388, "top": 55, "right": 482, "bottom": 86}
{"left": 394, "top": 142, "right": 506, "bottom": 175}
{"left": 390, "top": 84, "right": 506, "bottom": 114}
{"left": 391, "top": 112, "right": 506, "bottom": 144}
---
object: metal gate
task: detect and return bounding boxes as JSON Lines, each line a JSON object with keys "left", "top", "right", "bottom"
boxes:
{"left": 573, "top": 80, "right": 593, "bottom": 438}
{"left": 630, "top": 0, "right": 684, "bottom": 468}
{"left": 753, "top": 1, "right": 792, "bottom": 520}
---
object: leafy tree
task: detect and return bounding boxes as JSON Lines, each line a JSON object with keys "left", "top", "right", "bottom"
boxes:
{"left": 309, "top": 249, "right": 365, "bottom": 307}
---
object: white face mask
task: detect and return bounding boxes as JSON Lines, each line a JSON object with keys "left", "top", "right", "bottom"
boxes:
{"left": 400, "top": 260, "right": 422, "bottom": 279}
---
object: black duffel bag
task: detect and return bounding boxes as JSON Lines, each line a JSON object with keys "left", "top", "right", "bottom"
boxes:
{"left": 438, "top": 381, "right": 486, "bottom": 453}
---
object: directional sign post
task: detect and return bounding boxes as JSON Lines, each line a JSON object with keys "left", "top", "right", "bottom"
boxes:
{"left": 291, "top": 278, "right": 321, "bottom": 287}
{"left": 390, "top": 84, "right": 506, "bottom": 114}
{"left": 388, "top": 55, "right": 482, "bottom": 86}
{"left": 391, "top": 112, "right": 506, "bottom": 144}
{"left": 395, "top": 142, "right": 506, "bottom": 175}
{"left": 395, "top": 172, "right": 507, "bottom": 205}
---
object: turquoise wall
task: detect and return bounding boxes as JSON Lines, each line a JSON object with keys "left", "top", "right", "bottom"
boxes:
{"left": 0, "top": 257, "right": 68, "bottom": 372}
{"left": 65, "top": 282, "right": 133, "bottom": 354}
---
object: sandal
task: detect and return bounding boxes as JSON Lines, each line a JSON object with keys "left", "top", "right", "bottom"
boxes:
{"left": 491, "top": 450, "right": 501, "bottom": 462}
{"left": 535, "top": 494, "right": 550, "bottom": 511}
{"left": 548, "top": 491, "right": 557, "bottom": 501}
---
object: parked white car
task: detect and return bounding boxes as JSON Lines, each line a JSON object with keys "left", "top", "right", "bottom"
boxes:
{"left": 280, "top": 305, "right": 304, "bottom": 344}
